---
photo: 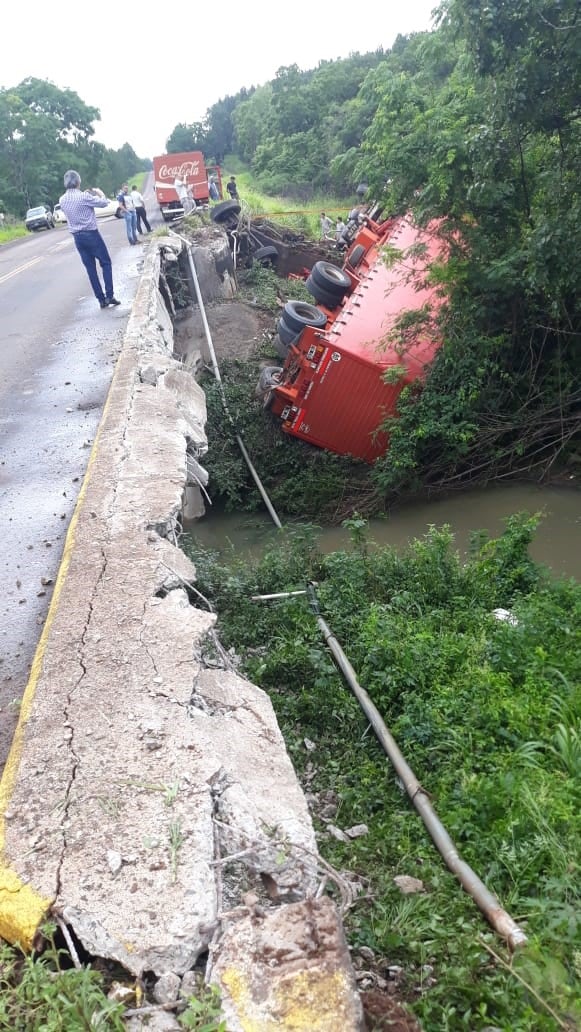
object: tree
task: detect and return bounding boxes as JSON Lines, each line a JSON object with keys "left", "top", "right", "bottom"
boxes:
{"left": 0, "top": 79, "right": 148, "bottom": 214}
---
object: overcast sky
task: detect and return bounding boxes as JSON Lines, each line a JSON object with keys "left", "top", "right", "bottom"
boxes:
{"left": 3, "top": 0, "right": 439, "bottom": 159}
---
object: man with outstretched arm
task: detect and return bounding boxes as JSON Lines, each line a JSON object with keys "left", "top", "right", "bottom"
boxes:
{"left": 59, "top": 171, "right": 121, "bottom": 309}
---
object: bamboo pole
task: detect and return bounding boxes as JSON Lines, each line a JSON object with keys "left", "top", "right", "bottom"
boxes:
{"left": 306, "top": 583, "right": 527, "bottom": 951}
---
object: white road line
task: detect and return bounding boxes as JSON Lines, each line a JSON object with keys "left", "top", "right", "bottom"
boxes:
{"left": 0, "top": 257, "right": 42, "bottom": 285}
{"left": 46, "top": 240, "right": 71, "bottom": 254}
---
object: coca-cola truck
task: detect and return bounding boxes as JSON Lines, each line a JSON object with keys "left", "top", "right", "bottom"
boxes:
{"left": 153, "top": 151, "right": 222, "bottom": 221}
{"left": 257, "top": 212, "right": 448, "bottom": 463}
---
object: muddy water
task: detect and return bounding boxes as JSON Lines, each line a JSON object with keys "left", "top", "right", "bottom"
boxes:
{"left": 186, "top": 483, "right": 581, "bottom": 580}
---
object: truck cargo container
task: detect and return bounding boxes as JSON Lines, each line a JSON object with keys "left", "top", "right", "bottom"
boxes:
{"left": 258, "top": 213, "right": 447, "bottom": 463}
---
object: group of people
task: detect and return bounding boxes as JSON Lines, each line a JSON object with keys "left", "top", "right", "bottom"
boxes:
{"left": 117, "top": 183, "right": 152, "bottom": 244}
{"left": 58, "top": 171, "right": 153, "bottom": 309}
{"left": 320, "top": 205, "right": 367, "bottom": 248}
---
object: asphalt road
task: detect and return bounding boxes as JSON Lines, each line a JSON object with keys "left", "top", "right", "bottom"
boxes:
{"left": 0, "top": 174, "right": 159, "bottom": 769}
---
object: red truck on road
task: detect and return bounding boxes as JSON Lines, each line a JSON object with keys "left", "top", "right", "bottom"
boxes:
{"left": 153, "top": 151, "right": 222, "bottom": 221}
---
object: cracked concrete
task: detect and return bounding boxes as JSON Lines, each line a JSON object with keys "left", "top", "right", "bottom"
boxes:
{"left": 0, "top": 231, "right": 363, "bottom": 1028}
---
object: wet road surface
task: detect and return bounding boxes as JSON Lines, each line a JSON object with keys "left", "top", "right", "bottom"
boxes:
{"left": 0, "top": 175, "right": 159, "bottom": 769}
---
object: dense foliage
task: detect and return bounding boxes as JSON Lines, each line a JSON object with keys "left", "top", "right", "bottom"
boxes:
{"left": 166, "top": 51, "right": 387, "bottom": 197}
{"left": 0, "top": 78, "right": 151, "bottom": 216}
{"left": 185, "top": 517, "right": 581, "bottom": 1031}
{"left": 361, "top": 3, "right": 581, "bottom": 491}
{"left": 169, "top": 0, "right": 580, "bottom": 491}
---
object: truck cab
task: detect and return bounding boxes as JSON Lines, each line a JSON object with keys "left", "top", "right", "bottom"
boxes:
{"left": 153, "top": 152, "right": 222, "bottom": 221}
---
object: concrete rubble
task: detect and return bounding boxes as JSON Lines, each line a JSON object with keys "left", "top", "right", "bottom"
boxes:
{"left": 0, "top": 233, "right": 363, "bottom": 1029}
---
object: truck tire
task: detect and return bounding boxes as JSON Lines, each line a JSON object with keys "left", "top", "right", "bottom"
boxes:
{"left": 254, "top": 244, "right": 279, "bottom": 267}
{"left": 346, "top": 243, "right": 367, "bottom": 269}
{"left": 277, "top": 317, "right": 301, "bottom": 347}
{"left": 256, "top": 366, "right": 284, "bottom": 409}
{"left": 282, "top": 300, "right": 327, "bottom": 335}
{"left": 305, "top": 274, "right": 342, "bottom": 309}
{"left": 310, "top": 261, "right": 351, "bottom": 297}
{"left": 211, "top": 201, "right": 241, "bottom": 224}
{"left": 273, "top": 334, "right": 291, "bottom": 360}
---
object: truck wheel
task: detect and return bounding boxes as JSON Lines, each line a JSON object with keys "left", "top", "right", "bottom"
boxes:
{"left": 253, "top": 244, "right": 279, "bottom": 267}
{"left": 277, "top": 317, "right": 301, "bottom": 347}
{"left": 310, "top": 261, "right": 351, "bottom": 297}
{"left": 346, "top": 243, "right": 367, "bottom": 269}
{"left": 282, "top": 300, "right": 327, "bottom": 334}
{"left": 211, "top": 201, "right": 241, "bottom": 224}
{"left": 273, "top": 334, "right": 291, "bottom": 360}
{"left": 305, "top": 274, "right": 342, "bottom": 309}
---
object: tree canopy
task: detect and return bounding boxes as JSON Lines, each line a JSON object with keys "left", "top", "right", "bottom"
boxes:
{"left": 165, "top": 0, "right": 580, "bottom": 488}
{"left": 0, "top": 79, "right": 150, "bottom": 215}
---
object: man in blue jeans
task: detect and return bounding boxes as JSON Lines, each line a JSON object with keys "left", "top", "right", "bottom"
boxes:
{"left": 59, "top": 171, "right": 120, "bottom": 309}
{"left": 117, "top": 183, "right": 139, "bottom": 244}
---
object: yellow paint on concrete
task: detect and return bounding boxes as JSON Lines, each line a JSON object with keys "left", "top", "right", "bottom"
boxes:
{"left": 221, "top": 965, "right": 356, "bottom": 1031}
{"left": 0, "top": 383, "right": 117, "bottom": 949}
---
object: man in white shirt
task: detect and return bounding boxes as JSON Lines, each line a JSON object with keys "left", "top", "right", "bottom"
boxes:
{"left": 130, "top": 185, "right": 151, "bottom": 234}
{"left": 174, "top": 176, "right": 195, "bottom": 215}
{"left": 117, "top": 183, "right": 139, "bottom": 245}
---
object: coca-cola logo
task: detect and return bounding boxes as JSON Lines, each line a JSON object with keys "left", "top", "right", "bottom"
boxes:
{"left": 159, "top": 161, "right": 200, "bottom": 178}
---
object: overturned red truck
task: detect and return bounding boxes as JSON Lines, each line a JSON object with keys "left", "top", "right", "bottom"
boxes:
{"left": 257, "top": 211, "right": 448, "bottom": 463}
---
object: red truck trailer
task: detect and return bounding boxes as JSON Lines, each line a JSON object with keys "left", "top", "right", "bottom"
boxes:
{"left": 153, "top": 151, "right": 222, "bottom": 221}
{"left": 259, "top": 213, "right": 447, "bottom": 463}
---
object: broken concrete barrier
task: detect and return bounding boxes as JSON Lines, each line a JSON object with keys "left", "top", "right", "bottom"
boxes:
{"left": 0, "top": 234, "right": 363, "bottom": 1028}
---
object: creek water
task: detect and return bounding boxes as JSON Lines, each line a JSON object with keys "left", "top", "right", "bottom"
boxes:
{"left": 186, "top": 482, "right": 581, "bottom": 580}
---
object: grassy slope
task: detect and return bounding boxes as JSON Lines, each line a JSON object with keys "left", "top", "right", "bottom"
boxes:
{"left": 185, "top": 517, "right": 581, "bottom": 1032}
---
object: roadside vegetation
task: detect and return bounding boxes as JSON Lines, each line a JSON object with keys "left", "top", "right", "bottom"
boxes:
{"left": 0, "top": 924, "right": 225, "bottom": 1030}
{"left": 0, "top": 221, "right": 27, "bottom": 245}
{"left": 185, "top": 516, "right": 581, "bottom": 1031}
{"left": 0, "top": 79, "right": 150, "bottom": 218}
{"left": 172, "top": 0, "right": 580, "bottom": 493}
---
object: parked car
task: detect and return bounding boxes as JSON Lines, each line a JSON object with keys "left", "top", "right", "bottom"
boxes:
{"left": 25, "top": 206, "right": 54, "bottom": 231}
{"left": 95, "top": 197, "right": 124, "bottom": 219}
{"left": 53, "top": 203, "right": 66, "bottom": 225}
{"left": 52, "top": 197, "right": 123, "bottom": 225}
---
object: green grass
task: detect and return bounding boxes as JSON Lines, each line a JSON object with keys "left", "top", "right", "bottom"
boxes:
{"left": 0, "top": 925, "right": 226, "bottom": 1030}
{"left": 219, "top": 155, "right": 354, "bottom": 240}
{"left": 0, "top": 225, "right": 27, "bottom": 246}
{"left": 184, "top": 515, "right": 581, "bottom": 1032}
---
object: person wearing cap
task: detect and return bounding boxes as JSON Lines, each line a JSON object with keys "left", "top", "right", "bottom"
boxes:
{"left": 59, "top": 170, "right": 120, "bottom": 309}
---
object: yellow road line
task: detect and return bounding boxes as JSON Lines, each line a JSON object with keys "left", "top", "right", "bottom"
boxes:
{"left": 0, "top": 257, "right": 42, "bottom": 284}
{"left": 0, "top": 375, "right": 116, "bottom": 948}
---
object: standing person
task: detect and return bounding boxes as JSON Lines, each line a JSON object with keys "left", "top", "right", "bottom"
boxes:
{"left": 59, "top": 170, "right": 120, "bottom": 309}
{"left": 335, "top": 217, "right": 349, "bottom": 248}
{"left": 117, "top": 183, "right": 139, "bottom": 245}
{"left": 320, "top": 211, "right": 333, "bottom": 240}
{"left": 226, "top": 176, "right": 239, "bottom": 200}
{"left": 130, "top": 184, "right": 151, "bottom": 234}
{"left": 185, "top": 182, "right": 196, "bottom": 215}
{"left": 173, "top": 175, "right": 192, "bottom": 215}
{"left": 208, "top": 176, "right": 220, "bottom": 201}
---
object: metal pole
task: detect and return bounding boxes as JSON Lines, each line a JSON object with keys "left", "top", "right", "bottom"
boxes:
{"left": 168, "top": 229, "right": 283, "bottom": 529}
{"left": 306, "top": 584, "right": 527, "bottom": 951}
